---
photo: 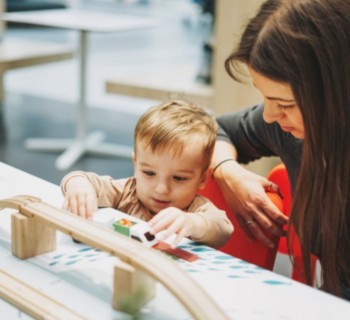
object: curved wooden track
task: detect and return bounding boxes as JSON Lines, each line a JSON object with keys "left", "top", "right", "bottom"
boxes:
{"left": 0, "top": 195, "right": 228, "bottom": 320}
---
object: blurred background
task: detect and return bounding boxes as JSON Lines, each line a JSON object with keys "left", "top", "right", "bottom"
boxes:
{"left": 0, "top": 0, "right": 223, "bottom": 184}
{"left": 0, "top": 0, "right": 298, "bottom": 280}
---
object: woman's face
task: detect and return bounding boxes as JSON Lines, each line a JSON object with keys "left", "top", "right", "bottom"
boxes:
{"left": 249, "top": 67, "right": 305, "bottom": 139}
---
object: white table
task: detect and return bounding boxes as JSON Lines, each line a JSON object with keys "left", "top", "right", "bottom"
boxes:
{"left": 2, "top": 9, "right": 157, "bottom": 170}
{"left": 1, "top": 162, "right": 350, "bottom": 319}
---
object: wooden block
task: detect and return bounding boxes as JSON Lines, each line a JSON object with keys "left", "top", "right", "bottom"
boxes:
{"left": 113, "top": 261, "right": 156, "bottom": 314}
{"left": 11, "top": 212, "right": 56, "bottom": 259}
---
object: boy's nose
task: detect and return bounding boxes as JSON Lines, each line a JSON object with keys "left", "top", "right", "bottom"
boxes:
{"left": 155, "top": 181, "right": 170, "bottom": 194}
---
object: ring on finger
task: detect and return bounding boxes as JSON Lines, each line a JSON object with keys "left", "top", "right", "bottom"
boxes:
{"left": 267, "top": 181, "right": 273, "bottom": 191}
{"left": 245, "top": 217, "right": 256, "bottom": 226}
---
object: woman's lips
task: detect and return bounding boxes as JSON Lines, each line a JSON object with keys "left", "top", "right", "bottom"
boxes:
{"left": 281, "top": 126, "right": 294, "bottom": 132}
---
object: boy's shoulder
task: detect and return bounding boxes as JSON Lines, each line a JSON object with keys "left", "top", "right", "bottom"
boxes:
{"left": 113, "top": 177, "right": 135, "bottom": 190}
{"left": 188, "top": 194, "right": 220, "bottom": 213}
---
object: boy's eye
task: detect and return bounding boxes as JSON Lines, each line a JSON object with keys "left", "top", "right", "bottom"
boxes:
{"left": 173, "top": 176, "right": 188, "bottom": 181}
{"left": 143, "top": 170, "right": 155, "bottom": 176}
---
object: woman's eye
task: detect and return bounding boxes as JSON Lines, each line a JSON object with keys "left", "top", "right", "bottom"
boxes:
{"left": 173, "top": 176, "right": 187, "bottom": 181}
{"left": 277, "top": 104, "right": 295, "bottom": 110}
{"left": 143, "top": 171, "right": 155, "bottom": 176}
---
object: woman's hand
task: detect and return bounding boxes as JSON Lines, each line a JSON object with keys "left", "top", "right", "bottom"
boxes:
{"left": 214, "top": 159, "right": 288, "bottom": 248}
{"left": 148, "top": 207, "right": 206, "bottom": 248}
{"left": 62, "top": 176, "right": 97, "bottom": 220}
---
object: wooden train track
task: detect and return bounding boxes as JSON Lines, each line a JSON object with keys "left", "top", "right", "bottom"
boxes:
{"left": 0, "top": 269, "right": 86, "bottom": 320}
{"left": 0, "top": 195, "right": 228, "bottom": 320}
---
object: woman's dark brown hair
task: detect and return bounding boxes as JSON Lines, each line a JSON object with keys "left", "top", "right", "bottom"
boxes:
{"left": 225, "top": 0, "right": 350, "bottom": 296}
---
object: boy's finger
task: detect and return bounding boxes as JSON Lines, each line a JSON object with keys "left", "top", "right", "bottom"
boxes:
{"left": 149, "top": 215, "right": 173, "bottom": 234}
{"left": 62, "top": 198, "right": 69, "bottom": 211}
{"left": 68, "top": 197, "right": 79, "bottom": 216}
{"left": 171, "top": 228, "right": 187, "bottom": 248}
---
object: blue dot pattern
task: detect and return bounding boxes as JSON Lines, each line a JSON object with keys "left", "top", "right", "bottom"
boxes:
{"left": 42, "top": 240, "right": 293, "bottom": 288}
{"left": 177, "top": 242, "right": 293, "bottom": 287}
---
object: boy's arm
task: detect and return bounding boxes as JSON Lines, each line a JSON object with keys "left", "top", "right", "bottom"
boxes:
{"left": 147, "top": 207, "right": 208, "bottom": 248}
{"left": 61, "top": 171, "right": 125, "bottom": 218}
{"left": 148, "top": 198, "right": 234, "bottom": 249}
{"left": 61, "top": 171, "right": 97, "bottom": 219}
{"left": 188, "top": 196, "right": 234, "bottom": 248}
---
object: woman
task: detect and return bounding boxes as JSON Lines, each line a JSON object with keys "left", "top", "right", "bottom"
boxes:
{"left": 212, "top": 0, "right": 350, "bottom": 299}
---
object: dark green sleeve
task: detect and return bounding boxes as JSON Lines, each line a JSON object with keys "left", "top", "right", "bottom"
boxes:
{"left": 216, "top": 104, "right": 302, "bottom": 188}
{"left": 216, "top": 104, "right": 283, "bottom": 164}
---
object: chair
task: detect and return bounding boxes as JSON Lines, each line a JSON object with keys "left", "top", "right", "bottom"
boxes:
{"left": 268, "top": 164, "right": 317, "bottom": 284}
{"left": 198, "top": 176, "right": 283, "bottom": 270}
{"left": 199, "top": 164, "right": 317, "bottom": 282}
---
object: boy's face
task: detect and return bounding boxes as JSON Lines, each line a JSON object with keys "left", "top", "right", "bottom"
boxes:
{"left": 133, "top": 142, "right": 208, "bottom": 214}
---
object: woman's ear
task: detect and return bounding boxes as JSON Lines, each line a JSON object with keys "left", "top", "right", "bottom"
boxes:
{"left": 198, "top": 169, "right": 210, "bottom": 190}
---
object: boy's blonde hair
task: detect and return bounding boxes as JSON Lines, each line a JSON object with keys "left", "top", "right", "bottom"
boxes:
{"left": 134, "top": 100, "right": 217, "bottom": 172}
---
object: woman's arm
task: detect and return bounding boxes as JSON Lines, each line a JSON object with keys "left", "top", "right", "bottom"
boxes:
{"left": 213, "top": 107, "right": 288, "bottom": 247}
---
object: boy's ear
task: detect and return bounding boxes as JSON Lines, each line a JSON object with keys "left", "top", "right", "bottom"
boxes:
{"left": 198, "top": 169, "right": 211, "bottom": 190}
{"left": 132, "top": 152, "right": 137, "bottom": 177}
{"left": 132, "top": 152, "right": 136, "bottom": 168}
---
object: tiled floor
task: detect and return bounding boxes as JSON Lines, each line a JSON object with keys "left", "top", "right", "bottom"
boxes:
{"left": 1, "top": 0, "right": 208, "bottom": 185}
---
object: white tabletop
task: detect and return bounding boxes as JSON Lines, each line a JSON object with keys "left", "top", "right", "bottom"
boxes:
{"left": 1, "top": 162, "right": 350, "bottom": 319}
{"left": 2, "top": 9, "right": 158, "bottom": 33}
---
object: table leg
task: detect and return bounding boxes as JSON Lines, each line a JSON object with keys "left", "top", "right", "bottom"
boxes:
{"left": 78, "top": 29, "right": 87, "bottom": 142}
{"left": 25, "top": 30, "right": 133, "bottom": 170}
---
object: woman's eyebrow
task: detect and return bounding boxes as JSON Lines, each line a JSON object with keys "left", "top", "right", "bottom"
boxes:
{"left": 266, "top": 96, "right": 295, "bottom": 102}
{"left": 252, "top": 83, "right": 295, "bottom": 103}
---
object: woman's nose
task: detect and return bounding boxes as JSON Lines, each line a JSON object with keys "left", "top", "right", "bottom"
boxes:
{"left": 263, "top": 100, "right": 282, "bottom": 123}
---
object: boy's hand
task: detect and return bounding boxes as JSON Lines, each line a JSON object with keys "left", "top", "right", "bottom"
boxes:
{"left": 148, "top": 207, "right": 206, "bottom": 248}
{"left": 62, "top": 176, "right": 97, "bottom": 220}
